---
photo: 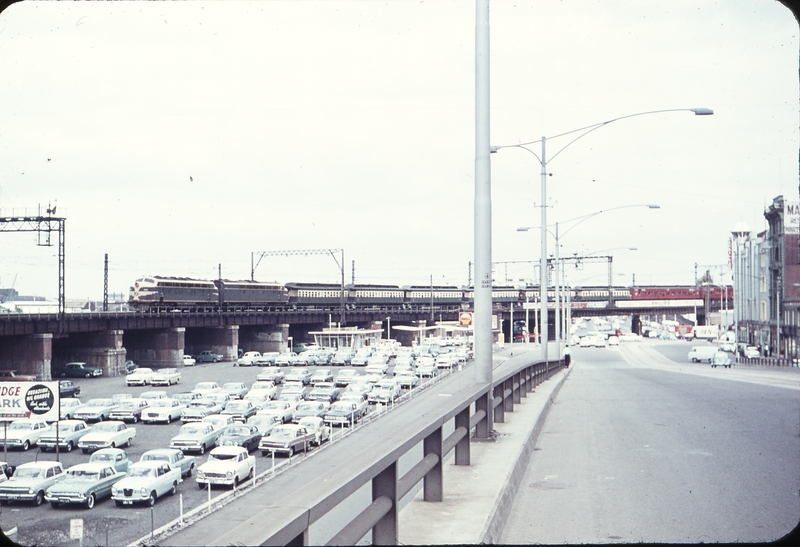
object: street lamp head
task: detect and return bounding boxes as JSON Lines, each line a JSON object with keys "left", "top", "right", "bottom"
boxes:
{"left": 647, "top": 204, "right": 661, "bottom": 209}
{"left": 691, "top": 108, "right": 714, "bottom": 115}
{"left": 517, "top": 227, "right": 531, "bottom": 232}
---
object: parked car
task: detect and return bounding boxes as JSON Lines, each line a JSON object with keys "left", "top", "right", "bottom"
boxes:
{"left": 150, "top": 368, "right": 181, "bottom": 386}
{"left": 202, "top": 414, "right": 236, "bottom": 432}
{"left": 125, "top": 360, "right": 138, "bottom": 374}
{"left": 140, "top": 390, "right": 168, "bottom": 401}
{"left": 78, "top": 421, "right": 136, "bottom": 453}
{"left": 247, "top": 381, "right": 278, "bottom": 400}
{"left": 181, "top": 400, "right": 224, "bottom": 422}
{"left": 221, "top": 382, "right": 249, "bottom": 399}
{"left": 296, "top": 416, "right": 331, "bottom": 446}
{"left": 142, "top": 398, "right": 185, "bottom": 424}
{"left": 307, "top": 383, "right": 341, "bottom": 404}
{"left": 170, "top": 422, "right": 220, "bottom": 455}
{"left": 74, "top": 398, "right": 119, "bottom": 422}
{"left": 0, "top": 461, "right": 65, "bottom": 506}
{"left": 139, "top": 448, "right": 196, "bottom": 479}
{"left": 324, "top": 400, "right": 367, "bottom": 427}
{"left": 744, "top": 346, "right": 760, "bottom": 358}
{"left": 89, "top": 447, "right": 130, "bottom": 473}
{"left": 280, "top": 382, "right": 312, "bottom": 401}
{"left": 274, "top": 352, "right": 296, "bottom": 366}
{"left": 191, "top": 381, "right": 222, "bottom": 396}
{"left": 254, "top": 352, "right": 281, "bottom": 366}
{"left": 111, "top": 460, "right": 181, "bottom": 507}
{"left": 216, "top": 424, "right": 262, "bottom": 452}
{"left": 395, "top": 371, "right": 420, "bottom": 390}
{"left": 182, "top": 355, "right": 196, "bottom": 367}
{"left": 330, "top": 351, "right": 354, "bottom": 366}
{"left": 109, "top": 398, "right": 150, "bottom": 423}
{"left": 334, "top": 369, "right": 360, "bottom": 387}
{"left": 45, "top": 462, "right": 126, "bottom": 509}
{"left": 37, "top": 420, "right": 92, "bottom": 452}
{"left": 59, "top": 380, "right": 81, "bottom": 398}
{"left": 111, "top": 393, "right": 133, "bottom": 405}
{"left": 3, "top": 419, "right": 49, "bottom": 451}
{"left": 195, "top": 351, "right": 223, "bottom": 363}
{"left": 256, "top": 368, "right": 284, "bottom": 384}
{"left": 367, "top": 380, "right": 401, "bottom": 404}
{"left": 284, "top": 369, "right": 312, "bottom": 385}
{"left": 236, "top": 351, "right": 262, "bottom": 366}
{"left": 257, "top": 400, "right": 296, "bottom": 424}
{"left": 246, "top": 414, "right": 282, "bottom": 436}
{"left": 196, "top": 446, "right": 255, "bottom": 489}
{"left": 258, "top": 424, "right": 316, "bottom": 457}
{"left": 292, "top": 401, "right": 330, "bottom": 423}
{"left": 173, "top": 392, "right": 203, "bottom": 406}
{"left": 205, "top": 392, "right": 232, "bottom": 410}
{"left": 58, "top": 362, "right": 103, "bottom": 379}
{"left": 0, "top": 369, "right": 36, "bottom": 381}
{"left": 309, "top": 369, "right": 334, "bottom": 385}
{"left": 221, "top": 400, "right": 259, "bottom": 422}
{"left": 126, "top": 367, "right": 155, "bottom": 387}
{"left": 60, "top": 398, "right": 83, "bottom": 420}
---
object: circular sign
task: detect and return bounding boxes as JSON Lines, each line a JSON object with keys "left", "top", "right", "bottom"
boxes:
{"left": 25, "top": 384, "right": 55, "bottom": 415}
{"left": 459, "top": 312, "right": 473, "bottom": 327}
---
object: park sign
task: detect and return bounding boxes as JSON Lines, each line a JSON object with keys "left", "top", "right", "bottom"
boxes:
{"left": 0, "top": 382, "right": 60, "bottom": 422}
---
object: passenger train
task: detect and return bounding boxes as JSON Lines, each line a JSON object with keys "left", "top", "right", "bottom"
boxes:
{"left": 129, "top": 276, "right": 732, "bottom": 311}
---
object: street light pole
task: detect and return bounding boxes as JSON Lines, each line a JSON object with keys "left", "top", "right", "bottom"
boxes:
{"left": 493, "top": 108, "right": 712, "bottom": 361}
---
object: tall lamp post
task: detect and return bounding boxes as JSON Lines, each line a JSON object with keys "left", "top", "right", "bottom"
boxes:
{"left": 731, "top": 223, "right": 751, "bottom": 360}
{"left": 493, "top": 108, "right": 712, "bottom": 363}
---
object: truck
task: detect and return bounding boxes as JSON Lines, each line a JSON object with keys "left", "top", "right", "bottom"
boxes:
{"left": 692, "top": 325, "right": 719, "bottom": 340}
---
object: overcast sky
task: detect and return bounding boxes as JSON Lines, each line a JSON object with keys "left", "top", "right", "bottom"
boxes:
{"left": 0, "top": 0, "right": 797, "bottom": 301}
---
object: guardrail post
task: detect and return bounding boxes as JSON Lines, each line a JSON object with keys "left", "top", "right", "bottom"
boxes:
{"left": 520, "top": 365, "right": 529, "bottom": 397}
{"left": 493, "top": 383, "right": 505, "bottom": 423}
{"left": 455, "top": 406, "right": 470, "bottom": 465}
{"left": 512, "top": 372, "right": 521, "bottom": 404}
{"left": 423, "top": 426, "right": 443, "bottom": 502}
{"left": 475, "top": 392, "right": 491, "bottom": 439}
{"left": 372, "top": 461, "right": 397, "bottom": 545}
{"left": 504, "top": 378, "right": 514, "bottom": 413}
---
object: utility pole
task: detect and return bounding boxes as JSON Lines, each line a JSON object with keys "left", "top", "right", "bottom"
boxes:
{"left": 103, "top": 254, "right": 109, "bottom": 311}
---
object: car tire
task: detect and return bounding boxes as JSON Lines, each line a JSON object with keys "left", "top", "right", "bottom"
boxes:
{"left": 198, "top": 444, "right": 205, "bottom": 455}
{"left": 170, "top": 481, "right": 177, "bottom": 496}
{"left": 65, "top": 441, "right": 73, "bottom": 452}
{"left": 50, "top": 501, "right": 60, "bottom": 509}
{"left": 110, "top": 442, "right": 116, "bottom": 448}
{"left": 21, "top": 440, "right": 29, "bottom": 451}
{"left": 82, "top": 448, "right": 89, "bottom": 454}
{"left": 132, "top": 416, "right": 138, "bottom": 423}
{"left": 34, "top": 491, "right": 44, "bottom": 506}
{"left": 288, "top": 446, "right": 295, "bottom": 457}
{"left": 85, "top": 493, "right": 95, "bottom": 509}
{"left": 115, "top": 500, "right": 124, "bottom": 508}
{"left": 127, "top": 437, "right": 133, "bottom": 447}
{"left": 247, "top": 466, "right": 254, "bottom": 481}
{"left": 185, "top": 464, "right": 194, "bottom": 478}
{"left": 85, "top": 373, "right": 91, "bottom": 378}
{"left": 147, "top": 492, "right": 156, "bottom": 507}
{"left": 232, "top": 477, "right": 239, "bottom": 489}
{"left": 198, "top": 482, "right": 206, "bottom": 490}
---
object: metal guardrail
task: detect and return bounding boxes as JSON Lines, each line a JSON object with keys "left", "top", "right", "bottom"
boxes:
{"left": 739, "top": 356, "right": 799, "bottom": 367}
{"left": 147, "top": 353, "right": 563, "bottom": 546}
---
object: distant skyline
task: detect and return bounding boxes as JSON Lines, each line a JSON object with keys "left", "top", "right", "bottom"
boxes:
{"left": 0, "top": 0, "right": 797, "bottom": 300}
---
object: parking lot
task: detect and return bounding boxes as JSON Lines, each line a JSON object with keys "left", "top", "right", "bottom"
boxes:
{"left": 0, "top": 352, "right": 464, "bottom": 546}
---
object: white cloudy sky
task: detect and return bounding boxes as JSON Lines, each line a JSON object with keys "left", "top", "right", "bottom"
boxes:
{"left": 0, "top": 0, "right": 797, "bottom": 300}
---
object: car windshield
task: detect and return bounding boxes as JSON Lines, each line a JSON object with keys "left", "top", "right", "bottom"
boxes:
{"left": 56, "top": 423, "right": 77, "bottom": 433}
{"left": 118, "top": 402, "right": 140, "bottom": 409}
{"left": 88, "top": 399, "right": 112, "bottom": 407}
{"left": 209, "top": 453, "right": 237, "bottom": 461}
{"left": 9, "top": 422, "right": 33, "bottom": 430}
{"left": 180, "top": 425, "right": 204, "bottom": 435}
{"left": 223, "top": 383, "right": 242, "bottom": 389}
{"left": 270, "top": 428, "right": 295, "bottom": 439}
{"left": 13, "top": 468, "right": 44, "bottom": 479}
{"left": 93, "top": 422, "right": 120, "bottom": 432}
{"left": 296, "top": 403, "right": 317, "bottom": 411}
{"left": 67, "top": 469, "right": 99, "bottom": 480}
{"left": 227, "top": 402, "right": 247, "bottom": 410}
{"left": 141, "top": 454, "right": 168, "bottom": 462}
{"left": 128, "top": 466, "right": 156, "bottom": 478}
{"left": 92, "top": 453, "right": 115, "bottom": 461}
{"left": 195, "top": 383, "right": 217, "bottom": 390}
{"left": 262, "top": 402, "right": 284, "bottom": 409}
{"left": 225, "top": 426, "right": 250, "bottom": 436}
{"left": 151, "top": 400, "right": 171, "bottom": 407}
{"left": 331, "top": 403, "right": 352, "bottom": 411}
{"left": 190, "top": 401, "right": 214, "bottom": 408}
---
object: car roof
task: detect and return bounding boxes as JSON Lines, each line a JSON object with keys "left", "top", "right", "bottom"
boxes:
{"left": 67, "top": 462, "right": 110, "bottom": 472}
{"left": 19, "top": 461, "right": 62, "bottom": 469}
{"left": 210, "top": 445, "right": 247, "bottom": 455}
{"left": 129, "top": 460, "right": 166, "bottom": 469}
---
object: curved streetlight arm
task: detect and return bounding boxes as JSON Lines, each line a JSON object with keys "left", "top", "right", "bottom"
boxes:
{"left": 518, "top": 204, "right": 660, "bottom": 240}
{"left": 492, "top": 107, "right": 713, "bottom": 166}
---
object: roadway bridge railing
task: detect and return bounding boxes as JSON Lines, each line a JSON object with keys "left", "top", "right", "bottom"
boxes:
{"left": 739, "top": 356, "right": 799, "bottom": 367}
{"left": 153, "top": 351, "right": 563, "bottom": 546}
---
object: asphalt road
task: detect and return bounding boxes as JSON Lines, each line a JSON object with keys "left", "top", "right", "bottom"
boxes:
{"left": 500, "top": 340, "right": 800, "bottom": 544}
{"left": 0, "top": 359, "right": 415, "bottom": 546}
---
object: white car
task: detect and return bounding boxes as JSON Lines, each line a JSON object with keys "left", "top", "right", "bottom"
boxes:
{"left": 112, "top": 460, "right": 181, "bottom": 506}
{"left": 191, "top": 382, "right": 222, "bottom": 396}
{"left": 237, "top": 351, "right": 262, "bottom": 367}
{"left": 142, "top": 398, "right": 186, "bottom": 424}
{"left": 246, "top": 414, "right": 282, "bottom": 436}
{"left": 296, "top": 417, "right": 331, "bottom": 446}
{"left": 196, "top": 446, "right": 255, "bottom": 489}
{"left": 274, "top": 352, "right": 296, "bottom": 366}
{"left": 395, "top": 371, "right": 420, "bottom": 390}
{"left": 60, "top": 398, "right": 83, "bottom": 420}
{"left": 3, "top": 419, "right": 49, "bottom": 451}
{"left": 202, "top": 414, "right": 236, "bottom": 431}
{"left": 367, "top": 380, "right": 402, "bottom": 405}
{"left": 77, "top": 421, "right": 136, "bottom": 453}
{"left": 140, "top": 390, "right": 168, "bottom": 401}
{"left": 257, "top": 400, "right": 297, "bottom": 423}
{"left": 744, "top": 346, "right": 760, "bottom": 358}
{"left": 182, "top": 355, "right": 196, "bottom": 367}
{"left": 126, "top": 367, "right": 155, "bottom": 386}
{"left": 247, "top": 381, "right": 278, "bottom": 400}
{"left": 150, "top": 368, "right": 181, "bottom": 386}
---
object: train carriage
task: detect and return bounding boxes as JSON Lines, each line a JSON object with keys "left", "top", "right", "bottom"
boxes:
{"left": 285, "top": 282, "right": 346, "bottom": 306}
{"left": 345, "top": 284, "right": 404, "bottom": 305}
{"left": 402, "top": 285, "right": 465, "bottom": 305}
{"left": 216, "top": 280, "right": 289, "bottom": 305}
{"left": 129, "top": 276, "right": 218, "bottom": 306}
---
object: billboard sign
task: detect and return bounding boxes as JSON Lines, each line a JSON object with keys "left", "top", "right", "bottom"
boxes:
{"left": 0, "top": 382, "right": 60, "bottom": 422}
{"left": 786, "top": 201, "right": 800, "bottom": 234}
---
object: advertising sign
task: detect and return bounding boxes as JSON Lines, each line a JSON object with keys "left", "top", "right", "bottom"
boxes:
{"left": 459, "top": 312, "right": 473, "bottom": 327}
{"left": 786, "top": 201, "right": 800, "bottom": 234}
{"left": 0, "top": 382, "right": 60, "bottom": 422}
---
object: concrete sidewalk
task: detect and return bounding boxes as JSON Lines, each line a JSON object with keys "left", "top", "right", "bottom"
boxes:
{"left": 398, "top": 356, "right": 571, "bottom": 545}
